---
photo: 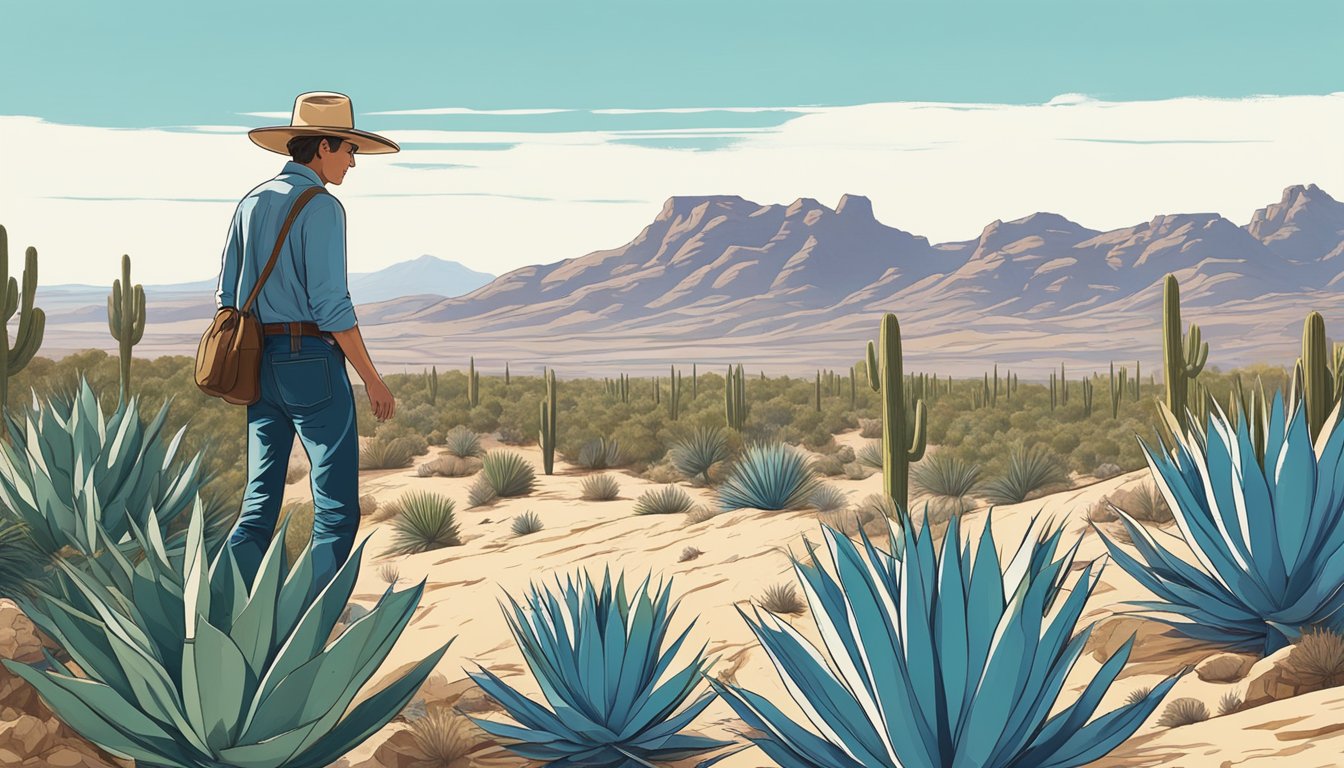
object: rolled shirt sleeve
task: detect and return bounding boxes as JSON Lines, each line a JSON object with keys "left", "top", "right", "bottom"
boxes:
{"left": 301, "top": 195, "right": 358, "bottom": 332}
{"left": 215, "top": 204, "right": 243, "bottom": 309}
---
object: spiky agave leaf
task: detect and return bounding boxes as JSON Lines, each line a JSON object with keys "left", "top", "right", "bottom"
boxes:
{"left": 716, "top": 442, "right": 821, "bottom": 513}
{"left": 1095, "top": 391, "right": 1344, "bottom": 655}
{"left": 709, "top": 512, "right": 1187, "bottom": 768}
{"left": 466, "top": 568, "right": 736, "bottom": 767}
{"left": 2, "top": 494, "right": 451, "bottom": 768}
{"left": 669, "top": 427, "right": 731, "bottom": 484}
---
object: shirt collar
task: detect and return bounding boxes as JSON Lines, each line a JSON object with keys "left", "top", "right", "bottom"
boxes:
{"left": 280, "top": 161, "right": 325, "bottom": 188}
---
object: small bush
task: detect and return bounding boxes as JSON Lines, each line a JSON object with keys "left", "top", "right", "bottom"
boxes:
{"left": 1124, "top": 686, "right": 1152, "bottom": 706}
{"left": 378, "top": 562, "right": 400, "bottom": 585}
{"left": 859, "top": 418, "right": 882, "bottom": 438}
{"left": 641, "top": 460, "right": 683, "bottom": 485}
{"left": 280, "top": 500, "right": 315, "bottom": 566}
{"left": 855, "top": 493, "right": 900, "bottom": 521}
{"left": 467, "top": 475, "right": 498, "bottom": 508}
{"left": 809, "top": 484, "right": 849, "bottom": 513}
{"left": 911, "top": 453, "right": 982, "bottom": 499}
{"left": 1087, "top": 498, "right": 1120, "bottom": 523}
{"left": 831, "top": 444, "right": 856, "bottom": 464}
{"left": 387, "top": 491, "right": 462, "bottom": 555}
{"left": 1157, "top": 697, "right": 1209, "bottom": 728}
{"left": 679, "top": 546, "right": 703, "bottom": 562}
{"left": 1217, "top": 691, "right": 1243, "bottom": 716}
{"left": 1287, "top": 628, "right": 1344, "bottom": 690}
{"left": 668, "top": 426, "right": 731, "bottom": 484}
{"left": 360, "top": 436, "right": 417, "bottom": 470}
{"left": 857, "top": 440, "right": 884, "bottom": 469}
{"left": 634, "top": 485, "right": 695, "bottom": 516}
{"left": 416, "top": 462, "right": 437, "bottom": 478}
{"left": 497, "top": 425, "right": 529, "bottom": 445}
{"left": 811, "top": 455, "right": 845, "bottom": 477}
{"left": 512, "top": 510, "right": 544, "bottom": 536}
{"left": 1109, "top": 480, "right": 1173, "bottom": 524}
{"left": 580, "top": 473, "right": 620, "bottom": 501}
{"left": 426, "top": 429, "right": 445, "bottom": 446}
{"left": 407, "top": 708, "right": 477, "bottom": 767}
{"left": 574, "top": 437, "right": 624, "bottom": 469}
{"left": 370, "top": 495, "right": 404, "bottom": 524}
{"left": 759, "top": 583, "right": 806, "bottom": 616}
{"left": 1093, "top": 462, "right": 1124, "bottom": 479}
{"left": 716, "top": 442, "right": 820, "bottom": 512}
{"left": 481, "top": 451, "right": 536, "bottom": 497}
{"left": 359, "top": 493, "right": 378, "bottom": 517}
{"left": 443, "top": 425, "right": 484, "bottom": 458}
{"left": 429, "top": 455, "right": 483, "bottom": 478}
{"left": 981, "top": 445, "right": 1068, "bottom": 505}
{"left": 685, "top": 506, "right": 720, "bottom": 525}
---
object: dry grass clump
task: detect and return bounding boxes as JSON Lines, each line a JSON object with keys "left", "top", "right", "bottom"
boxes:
{"left": 808, "top": 484, "right": 849, "bottom": 513}
{"left": 580, "top": 473, "right": 620, "bottom": 501}
{"left": 1124, "top": 686, "right": 1152, "bottom": 706}
{"left": 811, "top": 455, "right": 845, "bottom": 477}
{"left": 378, "top": 562, "right": 400, "bottom": 585}
{"left": 406, "top": 707, "right": 480, "bottom": 767}
{"left": 678, "top": 546, "right": 703, "bottom": 562}
{"left": 634, "top": 485, "right": 695, "bottom": 516}
{"left": 466, "top": 476, "right": 498, "bottom": 508}
{"left": 359, "top": 436, "right": 419, "bottom": 470}
{"left": 1286, "top": 628, "right": 1344, "bottom": 690}
{"left": 426, "top": 455, "right": 483, "bottom": 478}
{"left": 1107, "top": 480, "right": 1173, "bottom": 524}
{"left": 858, "top": 418, "right": 882, "bottom": 438}
{"left": 685, "top": 506, "right": 720, "bottom": 525}
{"left": 758, "top": 583, "right": 807, "bottom": 616}
{"left": 1157, "top": 697, "right": 1209, "bottom": 728}
{"left": 359, "top": 493, "right": 378, "bottom": 517}
{"left": 1217, "top": 691, "right": 1243, "bottom": 716}
{"left": 511, "top": 510, "right": 543, "bottom": 536}
{"left": 842, "top": 462, "right": 873, "bottom": 481}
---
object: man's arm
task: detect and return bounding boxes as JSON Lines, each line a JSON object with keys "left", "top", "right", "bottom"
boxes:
{"left": 328, "top": 325, "right": 382, "bottom": 389}
{"left": 215, "top": 205, "right": 244, "bottom": 308}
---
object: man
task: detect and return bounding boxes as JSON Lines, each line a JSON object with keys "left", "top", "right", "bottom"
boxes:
{"left": 216, "top": 91, "right": 397, "bottom": 599}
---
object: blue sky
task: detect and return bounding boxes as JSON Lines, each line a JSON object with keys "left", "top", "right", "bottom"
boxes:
{"left": 3, "top": 0, "right": 1341, "bottom": 129}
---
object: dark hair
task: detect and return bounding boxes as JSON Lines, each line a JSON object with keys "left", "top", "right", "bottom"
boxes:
{"left": 287, "top": 134, "right": 348, "bottom": 163}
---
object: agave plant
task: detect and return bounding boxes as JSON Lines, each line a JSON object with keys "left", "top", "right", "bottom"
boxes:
{"left": 981, "top": 444, "right": 1068, "bottom": 505}
{"left": 580, "top": 473, "right": 621, "bottom": 501}
{"left": 442, "top": 425, "right": 484, "bottom": 458}
{"left": 467, "top": 569, "right": 739, "bottom": 767}
{"left": 716, "top": 442, "right": 820, "bottom": 512}
{"left": 386, "top": 490, "right": 462, "bottom": 555}
{"left": 481, "top": 450, "right": 536, "bottom": 497}
{"left": 911, "top": 452, "right": 983, "bottom": 499}
{"left": 2, "top": 497, "right": 451, "bottom": 768}
{"left": 574, "top": 437, "right": 624, "bottom": 470}
{"left": 856, "top": 440, "right": 885, "bottom": 470}
{"left": 709, "top": 513, "right": 1186, "bottom": 768}
{"left": 634, "top": 485, "right": 696, "bottom": 516}
{"left": 0, "top": 376, "right": 207, "bottom": 562}
{"left": 669, "top": 426, "right": 731, "bottom": 484}
{"left": 1097, "top": 392, "right": 1344, "bottom": 655}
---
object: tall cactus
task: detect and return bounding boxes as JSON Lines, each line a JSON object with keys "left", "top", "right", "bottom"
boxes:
{"left": 850, "top": 370, "right": 856, "bottom": 409}
{"left": 725, "top": 364, "right": 746, "bottom": 430}
{"left": 1133, "top": 359, "right": 1141, "bottom": 402}
{"left": 1049, "top": 371, "right": 1057, "bottom": 410}
{"left": 692, "top": 363, "right": 698, "bottom": 400}
{"left": 865, "top": 313, "right": 926, "bottom": 514}
{"left": 538, "top": 367, "right": 557, "bottom": 475}
{"left": 1060, "top": 362, "right": 1069, "bottom": 405}
{"left": 815, "top": 370, "right": 822, "bottom": 411}
{"left": 654, "top": 375, "right": 660, "bottom": 405}
{"left": 428, "top": 365, "right": 438, "bottom": 404}
{"left": 467, "top": 356, "right": 480, "bottom": 407}
{"left": 504, "top": 361, "right": 510, "bottom": 386}
{"left": 669, "top": 366, "right": 681, "bottom": 420}
{"left": 106, "top": 254, "right": 145, "bottom": 407}
{"left": 0, "top": 226, "right": 45, "bottom": 420}
{"left": 1108, "top": 362, "right": 1128, "bottom": 419}
{"left": 1162, "top": 274, "right": 1209, "bottom": 435}
{"left": 1081, "top": 376, "right": 1094, "bottom": 418}
{"left": 1297, "top": 311, "right": 1341, "bottom": 443}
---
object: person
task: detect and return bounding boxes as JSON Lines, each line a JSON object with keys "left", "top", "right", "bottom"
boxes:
{"left": 216, "top": 91, "right": 398, "bottom": 600}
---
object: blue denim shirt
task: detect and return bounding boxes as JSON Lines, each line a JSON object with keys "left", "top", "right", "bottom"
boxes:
{"left": 214, "top": 162, "right": 358, "bottom": 332}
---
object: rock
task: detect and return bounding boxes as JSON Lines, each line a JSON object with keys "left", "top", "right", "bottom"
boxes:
{"left": 0, "top": 600, "right": 47, "bottom": 664}
{"left": 1084, "top": 616, "right": 1215, "bottom": 678}
{"left": 1243, "top": 646, "right": 1303, "bottom": 708}
{"left": 1195, "top": 652, "right": 1256, "bottom": 683}
{"left": 43, "top": 745, "right": 87, "bottom": 767}
{"left": 0, "top": 714, "right": 54, "bottom": 755}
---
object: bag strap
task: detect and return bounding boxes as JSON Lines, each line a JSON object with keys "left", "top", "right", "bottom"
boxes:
{"left": 240, "top": 186, "right": 327, "bottom": 314}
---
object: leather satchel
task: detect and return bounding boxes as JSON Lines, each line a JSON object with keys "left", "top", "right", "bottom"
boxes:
{"left": 195, "top": 186, "right": 327, "bottom": 405}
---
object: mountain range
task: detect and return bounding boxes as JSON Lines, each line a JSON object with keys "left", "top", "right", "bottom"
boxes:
{"left": 38, "top": 185, "right": 1344, "bottom": 376}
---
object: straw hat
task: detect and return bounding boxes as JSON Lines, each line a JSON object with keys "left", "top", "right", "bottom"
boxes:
{"left": 248, "top": 91, "right": 399, "bottom": 155}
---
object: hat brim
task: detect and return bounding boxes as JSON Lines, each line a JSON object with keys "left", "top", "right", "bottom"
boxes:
{"left": 248, "top": 126, "right": 400, "bottom": 155}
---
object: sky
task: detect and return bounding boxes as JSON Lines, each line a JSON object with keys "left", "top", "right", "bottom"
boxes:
{"left": 2, "top": 0, "right": 1343, "bottom": 286}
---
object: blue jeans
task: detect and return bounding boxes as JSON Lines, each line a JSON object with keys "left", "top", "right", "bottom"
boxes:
{"left": 225, "top": 328, "right": 359, "bottom": 605}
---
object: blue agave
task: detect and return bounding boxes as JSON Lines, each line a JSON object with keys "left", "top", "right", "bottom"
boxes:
{"left": 467, "top": 568, "right": 740, "bottom": 767}
{"left": 716, "top": 441, "right": 820, "bottom": 512}
{"left": 1097, "top": 391, "right": 1344, "bottom": 655}
{"left": 710, "top": 513, "right": 1186, "bottom": 768}
{"left": 3, "top": 497, "right": 450, "bottom": 768}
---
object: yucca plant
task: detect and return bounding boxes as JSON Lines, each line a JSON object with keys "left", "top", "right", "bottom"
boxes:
{"left": 911, "top": 453, "right": 983, "bottom": 499}
{"left": 634, "top": 485, "right": 696, "bottom": 516}
{"left": 580, "top": 473, "right": 621, "bottom": 501}
{"left": 442, "top": 425, "right": 483, "bottom": 458}
{"left": 387, "top": 491, "right": 462, "bottom": 555}
{"left": 574, "top": 437, "right": 624, "bottom": 470}
{"left": 856, "top": 439, "right": 884, "bottom": 470}
{"left": 466, "top": 569, "right": 739, "bottom": 767}
{"left": 716, "top": 442, "right": 820, "bottom": 512}
{"left": 981, "top": 444, "right": 1068, "bottom": 505}
{"left": 359, "top": 436, "right": 417, "bottom": 470}
{"left": 1096, "top": 392, "right": 1344, "bottom": 655}
{"left": 481, "top": 450, "right": 536, "bottom": 497}
{"left": 511, "top": 510, "right": 544, "bottom": 536}
{"left": 0, "top": 376, "right": 208, "bottom": 562}
{"left": 467, "top": 475, "right": 498, "bottom": 508}
{"left": 808, "top": 484, "right": 849, "bottom": 513}
{"left": 709, "top": 513, "right": 1186, "bottom": 768}
{"left": 2, "top": 497, "right": 451, "bottom": 768}
{"left": 669, "top": 426, "right": 731, "bottom": 484}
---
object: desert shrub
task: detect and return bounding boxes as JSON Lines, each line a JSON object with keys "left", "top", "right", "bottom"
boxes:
{"left": 1157, "top": 697, "right": 1209, "bottom": 728}
{"left": 857, "top": 440, "right": 884, "bottom": 469}
{"left": 573, "top": 437, "right": 624, "bottom": 469}
{"left": 1093, "top": 462, "right": 1123, "bottom": 479}
{"left": 378, "top": 562, "right": 400, "bottom": 585}
{"left": 426, "top": 429, "right": 445, "bottom": 446}
{"left": 1050, "top": 430, "right": 1081, "bottom": 457}
{"left": 831, "top": 444, "right": 856, "bottom": 464}
{"left": 387, "top": 491, "right": 462, "bottom": 555}
{"left": 512, "top": 510, "right": 544, "bottom": 536}
{"left": 859, "top": 418, "right": 882, "bottom": 438}
{"left": 685, "top": 506, "right": 720, "bottom": 525}
{"left": 1217, "top": 691, "right": 1243, "bottom": 716}
{"left": 496, "top": 424, "right": 529, "bottom": 445}
{"left": 716, "top": 442, "right": 820, "bottom": 512}
{"left": 668, "top": 426, "right": 731, "bottom": 484}
{"left": 843, "top": 462, "right": 872, "bottom": 480}
{"left": 1287, "top": 628, "right": 1344, "bottom": 690}
{"left": 640, "top": 460, "right": 683, "bottom": 485}
{"left": 481, "top": 451, "right": 536, "bottom": 497}
{"left": 416, "top": 462, "right": 437, "bottom": 478}
{"left": 359, "top": 493, "right": 378, "bottom": 517}
{"left": 1124, "top": 686, "right": 1152, "bottom": 706}
{"left": 808, "top": 484, "right": 849, "bottom": 513}
{"left": 911, "top": 453, "right": 983, "bottom": 499}
{"left": 443, "top": 425, "right": 484, "bottom": 458}
{"left": 981, "top": 445, "right": 1068, "bottom": 504}
{"left": 811, "top": 455, "right": 844, "bottom": 477}
{"left": 634, "top": 485, "right": 695, "bottom": 516}
{"left": 407, "top": 707, "right": 478, "bottom": 767}
{"left": 580, "top": 473, "right": 621, "bottom": 501}
{"left": 428, "top": 455, "right": 483, "bottom": 478}
{"left": 759, "top": 583, "right": 806, "bottom": 616}
{"left": 0, "top": 519, "right": 48, "bottom": 599}
{"left": 1107, "top": 480, "right": 1172, "bottom": 524}
{"left": 360, "top": 436, "right": 418, "bottom": 470}
{"left": 678, "top": 546, "right": 703, "bottom": 562}
{"left": 280, "top": 499, "right": 315, "bottom": 566}
{"left": 467, "top": 476, "right": 498, "bottom": 508}
{"left": 855, "top": 493, "right": 900, "bottom": 521}
{"left": 1087, "top": 498, "right": 1120, "bottom": 523}
{"left": 370, "top": 494, "right": 404, "bottom": 524}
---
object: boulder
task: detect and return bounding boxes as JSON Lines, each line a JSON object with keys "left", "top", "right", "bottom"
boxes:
{"left": 1195, "top": 652, "right": 1256, "bottom": 683}
{"left": 1242, "top": 646, "right": 1302, "bottom": 708}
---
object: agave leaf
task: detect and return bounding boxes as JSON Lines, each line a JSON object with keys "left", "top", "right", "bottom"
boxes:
{"left": 231, "top": 527, "right": 288, "bottom": 674}
{"left": 193, "top": 615, "right": 256, "bottom": 751}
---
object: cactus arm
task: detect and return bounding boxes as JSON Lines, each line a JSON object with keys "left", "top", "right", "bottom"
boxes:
{"left": 865, "top": 340, "right": 880, "bottom": 391}
{"left": 131, "top": 284, "right": 145, "bottom": 344}
{"left": 907, "top": 400, "right": 927, "bottom": 462}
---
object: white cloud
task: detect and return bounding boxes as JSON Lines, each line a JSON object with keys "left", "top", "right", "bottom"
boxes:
{"left": 3, "top": 94, "right": 1343, "bottom": 287}
{"left": 365, "top": 107, "right": 574, "bottom": 116}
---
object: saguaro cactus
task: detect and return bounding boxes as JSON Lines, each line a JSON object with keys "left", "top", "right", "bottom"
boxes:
{"left": 691, "top": 362, "right": 698, "bottom": 400}
{"left": 669, "top": 366, "right": 681, "bottom": 420}
{"left": 1109, "top": 361, "right": 1127, "bottom": 419}
{"left": 1162, "top": 274, "right": 1209, "bottom": 435}
{"left": 1049, "top": 371, "right": 1057, "bottom": 410}
{"left": 107, "top": 254, "right": 145, "bottom": 406}
{"left": 428, "top": 365, "right": 438, "bottom": 404}
{"left": 1298, "top": 311, "right": 1341, "bottom": 443}
{"left": 467, "top": 356, "right": 480, "bottom": 407}
{"left": 725, "top": 364, "right": 746, "bottom": 430}
{"left": 538, "top": 367, "right": 557, "bottom": 475}
{"left": 0, "top": 226, "right": 45, "bottom": 420}
{"left": 505, "top": 361, "right": 510, "bottom": 386}
{"left": 1081, "top": 376, "right": 1094, "bottom": 418}
{"left": 815, "top": 370, "right": 822, "bottom": 411}
{"left": 865, "top": 313, "right": 926, "bottom": 514}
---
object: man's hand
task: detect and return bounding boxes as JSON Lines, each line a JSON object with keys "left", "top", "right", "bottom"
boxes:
{"left": 366, "top": 377, "right": 395, "bottom": 421}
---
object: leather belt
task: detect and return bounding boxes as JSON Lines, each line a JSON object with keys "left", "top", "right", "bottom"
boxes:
{"left": 262, "top": 321, "right": 335, "bottom": 352}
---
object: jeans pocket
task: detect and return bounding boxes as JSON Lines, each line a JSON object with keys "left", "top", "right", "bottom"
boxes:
{"left": 272, "top": 356, "right": 333, "bottom": 409}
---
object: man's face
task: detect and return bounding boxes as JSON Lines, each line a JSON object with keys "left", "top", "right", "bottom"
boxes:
{"left": 317, "top": 139, "right": 357, "bottom": 184}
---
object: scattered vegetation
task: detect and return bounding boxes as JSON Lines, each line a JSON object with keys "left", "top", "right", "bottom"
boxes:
{"left": 1157, "top": 698, "right": 1210, "bottom": 728}
{"left": 1217, "top": 691, "right": 1243, "bottom": 716}
{"left": 634, "top": 485, "right": 695, "bottom": 516}
{"left": 443, "top": 425, "right": 484, "bottom": 458}
{"left": 511, "top": 510, "right": 544, "bottom": 537}
{"left": 360, "top": 435, "right": 418, "bottom": 470}
{"left": 579, "top": 473, "right": 621, "bottom": 501}
{"left": 679, "top": 546, "right": 703, "bottom": 562}
{"left": 407, "top": 708, "right": 479, "bottom": 767}
{"left": 1287, "top": 628, "right": 1344, "bottom": 690}
{"left": 716, "top": 442, "right": 820, "bottom": 512}
{"left": 685, "top": 506, "right": 720, "bottom": 525}
{"left": 911, "top": 452, "right": 983, "bottom": 499}
{"left": 387, "top": 491, "right": 462, "bottom": 555}
{"left": 466, "top": 475, "right": 498, "bottom": 508}
{"left": 378, "top": 562, "right": 401, "bottom": 585}
{"left": 758, "top": 583, "right": 806, "bottom": 616}
{"left": 573, "top": 437, "right": 624, "bottom": 469}
{"left": 668, "top": 426, "right": 731, "bottom": 484}
{"left": 981, "top": 444, "right": 1068, "bottom": 504}
{"left": 480, "top": 450, "right": 536, "bottom": 497}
